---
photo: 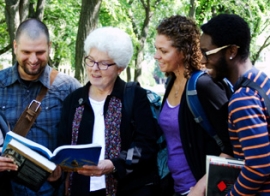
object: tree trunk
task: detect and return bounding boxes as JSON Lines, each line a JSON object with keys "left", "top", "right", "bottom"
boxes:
{"left": 5, "top": 0, "right": 46, "bottom": 65}
{"left": 74, "top": 0, "right": 102, "bottom": 83}
{"left": 134, "top": 45, "right": 144, "bottom": 81}
{"left": 19, "top": 0, "right": 30, "bottom": 22}
{"left": 126, "top": 66, "right": 131, "bottom": 81}
{"left": 0, "top": 44, "right": 12, "bottom": 55}
{"left": 133, "top": 0, "right": 152, "bottom": 82}
{"left": 188, "top": 0, "right": 196, "bottom": 18}
{"left": 5, "top": 0, "right": 20, "bottom": 64}
{"left": 35, "top": 0, "right": 46, "bottom": 20}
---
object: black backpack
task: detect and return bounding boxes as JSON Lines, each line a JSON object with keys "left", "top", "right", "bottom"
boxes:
{"left": 123, "top": 82, "right": 170, "bottom": 179}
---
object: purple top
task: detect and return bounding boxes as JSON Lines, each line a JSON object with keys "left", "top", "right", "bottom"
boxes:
{"left": 158, "top": 100, "right": 196, "bottom": 194}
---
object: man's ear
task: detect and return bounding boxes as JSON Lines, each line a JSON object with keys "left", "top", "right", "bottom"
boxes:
{"left": 228, "top": 45, "right": 239, "bottom": 60}
{"left": 13, "top": 40, "right": 17, "bottom": 55}
{"left": 48, "top": 41, "right": 52, "bottom": 53}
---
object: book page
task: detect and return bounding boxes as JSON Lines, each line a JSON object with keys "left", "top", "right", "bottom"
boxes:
{"left": 52, "top": 143, "right": 101, "bottom": 156}
{"left": 5, "top": 139, "right": 56, "bottom": 172}
{"left": 51, "top": 143, "right": 101, "bottom": 172}
{"left": 3, "top": 131, "right": 53, "bottom": 158}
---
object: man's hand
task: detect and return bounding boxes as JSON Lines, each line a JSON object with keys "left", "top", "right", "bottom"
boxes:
{"left": 0, "top": 156, "right": 18, "bottom": 172}
{"left": 47, "top": 165, "right": 62, "bottom": 182}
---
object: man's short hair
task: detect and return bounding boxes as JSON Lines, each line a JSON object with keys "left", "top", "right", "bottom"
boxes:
{"left": 15, "top": 18, "right": 50, "bottom": 43}
{"left": 201, "top": 14, "right": 251, "bottom": 60}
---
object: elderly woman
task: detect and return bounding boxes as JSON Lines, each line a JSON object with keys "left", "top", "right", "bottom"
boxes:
{"left": 58, "top": 27, "right": 159, "bottom": 196}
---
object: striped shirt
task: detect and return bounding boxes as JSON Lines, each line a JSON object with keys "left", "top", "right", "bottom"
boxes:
{"left": 0, "top": 64, "right": 81, "bottom": 196}
{"left": 228, "top": 67, "right": 270, "bottom": 196}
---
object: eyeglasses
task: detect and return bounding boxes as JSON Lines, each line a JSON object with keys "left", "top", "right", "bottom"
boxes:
{"left": 84, "top": 56, "right": 116, "bottom": 70}
{"left": 201, "top": 45, "right": 240, "bottom": 61}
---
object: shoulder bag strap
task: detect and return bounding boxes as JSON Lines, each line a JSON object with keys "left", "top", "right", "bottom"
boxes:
{"left": 240, "top": 78, "right": 270, "bottom": 116}
{"left": 12, "top": 69, "right": 58, "bottom": 136}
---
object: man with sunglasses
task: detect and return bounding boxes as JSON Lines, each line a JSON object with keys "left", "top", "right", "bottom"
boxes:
{"left": 200, "top": 14, "right": 270, "bottom": 196}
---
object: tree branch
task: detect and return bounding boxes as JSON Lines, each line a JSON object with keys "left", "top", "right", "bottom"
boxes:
{"left": 35, "top": 0, "right": 46, "bottom": 20}
{"left": 125, "top": 2, "right": 140, "bottom": 39}
{"left": 140, "top": 0, "right": 147, "bottom": 9}
{"left": 153, "top": 0, "right": 161, "bottom": 9}
{"left": 0, "top": 43, "right": 12, "bottom": 55}
{"left": 0, "top": 19, "right": 6, "bottom": 24}
{"left": 252, "top": 35, "right": 270, "bottom": 64}
{"left": 19, "top": 0, "right": 30, "bottom": 22}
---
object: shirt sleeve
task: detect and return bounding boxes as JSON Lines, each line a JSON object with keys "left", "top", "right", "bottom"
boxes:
{"left": 227, "top": 87, "right": 270, "bottom": 195}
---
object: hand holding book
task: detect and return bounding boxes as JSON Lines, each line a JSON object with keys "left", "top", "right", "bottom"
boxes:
{"left": 47, "top": 165, "right": 62, "bottom": 182}
{"left": 0, "top": 156, "right": 18, "bottom": 172}
{"left": 1, "top": 131, "right": 102, "bottom": 191}
{"left": 206, "top": 155, "right": 244, "bottom": 196}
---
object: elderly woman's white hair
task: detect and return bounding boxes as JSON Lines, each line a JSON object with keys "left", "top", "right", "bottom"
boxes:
{"left": 84, "top": 27, "right": 133, "bottom": 69}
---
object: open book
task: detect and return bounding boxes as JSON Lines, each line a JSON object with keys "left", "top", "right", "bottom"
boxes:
{"left": 2, "top": 131, "right": 102, "bottom": 191}
{"left": 206, "top": 155, "right": 244, "bottom": 196}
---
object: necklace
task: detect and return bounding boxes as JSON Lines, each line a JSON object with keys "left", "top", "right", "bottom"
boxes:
{"left": 174, "top": 84, "right": 181, "bottom": 98}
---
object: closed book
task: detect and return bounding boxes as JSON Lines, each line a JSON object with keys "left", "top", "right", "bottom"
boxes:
{"left": 206, "top": 155, "right": 244, "bottom": 196}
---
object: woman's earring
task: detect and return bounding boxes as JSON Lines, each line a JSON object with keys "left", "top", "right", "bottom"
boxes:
{"left": 229, "top": 56, "right": 233, "bottom": 60}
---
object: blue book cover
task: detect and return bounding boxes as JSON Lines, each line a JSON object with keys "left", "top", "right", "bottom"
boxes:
{"left": 2, "top": 131, "right": 102, "bottom": 172}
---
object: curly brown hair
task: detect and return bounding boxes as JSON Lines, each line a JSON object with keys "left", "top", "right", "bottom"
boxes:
{"left": 156, "top": 15, "right": 202, "bottom": 78}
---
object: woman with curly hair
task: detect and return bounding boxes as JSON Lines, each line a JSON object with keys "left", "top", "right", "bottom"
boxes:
{"left": 154, "top": 15, "right": 233, "bottom": 196}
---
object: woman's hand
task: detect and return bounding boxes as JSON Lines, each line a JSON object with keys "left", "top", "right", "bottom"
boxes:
{"left": 187, "top": 175, "right": 206, "bottom": 196}
{"left": 0, "top": 156, "right": 18, "bottom": 172}
{"left": 77, "top": 159, "right": 114, "bottom": 177}
{"left": 47, "top": 165, "right": 62, "bottom": 182}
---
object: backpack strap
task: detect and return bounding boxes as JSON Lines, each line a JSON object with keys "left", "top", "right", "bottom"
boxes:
{"left": 237, "top": 78, "right": 270, "bottom": 116}
{"left": 145, "top": 89, "right": 161, "bottom": 119}
{"left": 0, "top": 111, "right": 9, "bottom": 148}
{"left": 124, "top": 82, "right": 139, "bottom": 125}
{"left": 123, "top": 82, "right": 139, "bottom": 166}
{"left": 186, "top": 70, "right": 224, "bottom": 150}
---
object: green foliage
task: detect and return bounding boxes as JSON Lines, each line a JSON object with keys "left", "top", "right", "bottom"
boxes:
{"left": 0, "top": 0, "right": 10, "bottom": 54}
{"left": 1, "top": 0, "right": 270, "bottom": 80}
{"left": 44, "top": 0, "right": 81, "bottom": 68}
{"left": 195, "top": 0, "right": 270, "bottom": 65}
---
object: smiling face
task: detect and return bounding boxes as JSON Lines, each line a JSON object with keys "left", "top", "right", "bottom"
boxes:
{"left": 200, "top": 33, "right": 230, "bottom": 79}
{"left": 154, "top": 34, "right": 183, "bottom": 75}
{"left": 86, "top": 47, "right": 124, "bottom": 91}
{"left": 14, "top": 32, "right": 51, "bottom": 81}
{"left": 200, "top": 33, "right": 222, "bottom": 69}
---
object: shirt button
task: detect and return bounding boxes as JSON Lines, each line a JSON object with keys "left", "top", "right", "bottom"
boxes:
{"left": 2, "top": 106, "right": 5, "bottom": 109}
{"left": 45, "top": 107, "right": 49, "bottom": 110}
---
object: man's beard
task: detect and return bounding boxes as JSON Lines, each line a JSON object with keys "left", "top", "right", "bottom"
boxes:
{"left": 23, "top": 64, "right": 44, "bottom": 76}
{"left": 214, "top": 55, "right": 229, "bottom": 80}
